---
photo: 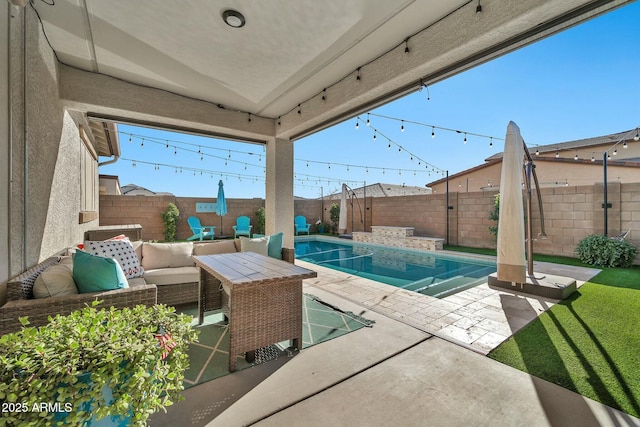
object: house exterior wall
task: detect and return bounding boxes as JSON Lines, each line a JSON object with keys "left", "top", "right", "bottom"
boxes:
{"left": 5, "top": 7, "right": 100, "bottom": 285}
{"left": 431, "top": 153, "right": 640, "bottom": 194}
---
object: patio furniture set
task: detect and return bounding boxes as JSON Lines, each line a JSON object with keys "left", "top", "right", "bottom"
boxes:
{"left": 0, "top": 235, "right": 300, "bottom": 347}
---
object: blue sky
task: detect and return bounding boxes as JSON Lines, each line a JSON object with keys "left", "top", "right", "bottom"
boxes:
{"left": 100, "top": 2, "right": 640, "bottom": 199}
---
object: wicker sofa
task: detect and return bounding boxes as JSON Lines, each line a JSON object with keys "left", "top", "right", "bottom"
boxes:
{"left": 1, "top": 238, "right": 295, "bottom": 335}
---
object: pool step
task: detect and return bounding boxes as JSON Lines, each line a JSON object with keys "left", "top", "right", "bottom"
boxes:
{"left": 402, "top": 264, "right": 493, "bottom": 292}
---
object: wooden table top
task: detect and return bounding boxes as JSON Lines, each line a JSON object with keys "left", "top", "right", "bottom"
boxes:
{"left": 194, "top": 252, "right": 317, "bottom": 286}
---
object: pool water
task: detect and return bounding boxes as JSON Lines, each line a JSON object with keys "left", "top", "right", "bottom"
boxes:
{"left": 295, "top": 238, "right": 496, "bottom": 299}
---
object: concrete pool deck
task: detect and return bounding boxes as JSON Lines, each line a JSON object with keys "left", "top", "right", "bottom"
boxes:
{"left": 296, "top": 253, "right": 601, "bottom": 354}
{"left": 150, "top": 258, "right": 639, "bottom": 426}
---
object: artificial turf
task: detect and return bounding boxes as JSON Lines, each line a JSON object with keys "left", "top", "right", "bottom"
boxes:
{"left": 447, "top": 244, "right": 640, "bottom": 418}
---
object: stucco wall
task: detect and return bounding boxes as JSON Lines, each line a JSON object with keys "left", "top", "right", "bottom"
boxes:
{"left": 7, "top": 7, "right": 100, "bottom": 280}
{"left": 1, "top": 4, "right": 10, "bottom": 292}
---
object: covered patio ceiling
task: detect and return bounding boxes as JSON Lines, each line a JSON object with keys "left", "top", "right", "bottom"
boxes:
{"left": 33, "top": 0, "right": 630, "bottom": 142}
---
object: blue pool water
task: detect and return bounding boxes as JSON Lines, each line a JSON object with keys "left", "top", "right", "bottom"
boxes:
{"left": 294, "top": 238, "right": 496, "bottom": 299}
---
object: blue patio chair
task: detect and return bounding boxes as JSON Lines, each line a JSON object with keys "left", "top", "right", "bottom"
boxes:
{"left": 232, "top": 216, "right": 252, "bottom": 238}
{"left": 187, "top": 216, "right": 216, "bottom": 241}
{"left": 294, "top": 215, "right": 311, "bottom": 235}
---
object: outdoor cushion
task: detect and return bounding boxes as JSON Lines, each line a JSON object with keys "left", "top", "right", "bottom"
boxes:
{"left": 33, "top": 263, "right": 78, "bottom": 298}
{"left": 141, "top": 242, "right": 194, "bottom": 270}
{"left": 84, "top": 239, "right": 144, "bottom": 279}
{"left": 267, "top": 232, "right": 283, "bottom": 260}
{"left": 73, "top": 250, "right": 129, "bottom": 293}
{"left": 193, "top": 240, "right": 237, "bottom": 256}
{"left": 127, "top": 277, "right": 148, "bottom": 287}
{"left": 239, "top": 236, "right": 270, "bottom": 257}
{"left": 143, "top": 267, "right": 199, "bottom": 286}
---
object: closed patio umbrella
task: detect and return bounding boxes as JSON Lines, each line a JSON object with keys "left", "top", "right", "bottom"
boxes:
{"left": 496, "top": 121, "right": 526, "bottom": 284}
{"left": 338, "top": 183, "right": 348, "bottom": 234}
{"left": 216, "top": 180, "right": 227, "bottom": 237}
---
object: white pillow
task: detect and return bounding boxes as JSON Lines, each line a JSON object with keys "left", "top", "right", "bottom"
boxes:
{"left": 239, "top": 236, "right": 270, "bottom": 257}
{"left": 141, "top": 242, "right": 194, "bottom": 269}
{"left": 84, "top": 239, "right": 145, "bottom": 279}
{"left": 33, "top": 264, "right": 78, "bottom": 298}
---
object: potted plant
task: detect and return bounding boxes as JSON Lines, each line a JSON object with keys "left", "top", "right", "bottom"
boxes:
{"left": 0, "top": 302, "right": 198, "bottom": 426}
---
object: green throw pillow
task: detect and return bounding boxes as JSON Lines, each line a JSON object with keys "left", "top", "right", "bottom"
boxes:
{"left": 268, "top": 232, "right": 283, "bottom": 260}
{"left": 73, "top": 250, "right": 129, "bottom": 293}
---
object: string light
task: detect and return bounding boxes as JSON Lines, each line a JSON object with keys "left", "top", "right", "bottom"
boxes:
{"left": 574, "top": 153, "right": 578, "bottom": 161}
{"left": 356, "top": 67, "right": 361, "bottom": 81}
{"left": 322, "top": 89, "right": 326, "bottom": 101}
{"left": 140, "top": 138, "right": 144, "bottom": 147}
{"left": 489, "top": 137, "right": 493, "bottom": 148}
{"left": 366, "top": 113, "right": 370, "bottom": 126}
{"left": 555, "top": 151, "right": 559, "bottom": 158}
{"left": 623, "top": 141, "right": 628, "bottom": 149}
{"left": 248, "top": 113, "right": 251, "bottom": 122}
{"left": 404, "top": 38, "right": 409, "bottom": 53}
{"left": 535, "top": 148, "right": 539, "bottom": 156}
{"left": 431, "top": 127, "right": 435, "bottom": 138}
{"left": 591, "top": 154, "right": 595, "bottom": 162}
{"left": 297, "top": 104, "right": 301, "bottom": 114}
{"left": 463, "top": 133, "right": 467, "bottom": 144}
{"left": 355, "top": 118, "right": 359, "bottom": 129}
{"left": 373, "top": 131, "right": 377, "bottom": 141}
{"left": 401, "top": 120, "right": 405, "bottom": 132}
{"left": 613, "top": 149, "right": 618, "bottom": 155}
{"left": 635, "top": 130, "right": 639, "bottom": 141}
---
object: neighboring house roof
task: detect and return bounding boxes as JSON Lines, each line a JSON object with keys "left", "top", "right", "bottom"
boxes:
{"left": 324, "top": 183, "right": 432, "bottom": 200}
{"left": 120, "top": 184, "right": 174, "bottom": 196}
{"left": 485, "top": 129, "right": 637, "bottom": 161}
{"left": 426, "top": 156, "right": 640, "bottom": 188}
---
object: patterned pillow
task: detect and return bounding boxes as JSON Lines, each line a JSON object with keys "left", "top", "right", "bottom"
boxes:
{"left": 84, "top": 239, "right": 144, "bottom": 279}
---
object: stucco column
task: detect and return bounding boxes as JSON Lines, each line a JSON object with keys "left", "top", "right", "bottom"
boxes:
{"left": 265, "top": 137, "right": 294, "bottom": 247}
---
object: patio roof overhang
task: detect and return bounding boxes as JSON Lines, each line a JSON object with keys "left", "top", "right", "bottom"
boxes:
{"left": 33, "top": 0, "right": 631, "bottom": 143}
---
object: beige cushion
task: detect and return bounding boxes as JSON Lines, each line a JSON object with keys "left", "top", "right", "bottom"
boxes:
{"left": 193, "top": 240, "right": 238, "bottom": 256}
{"left": 33, "top": 264, "right": 78, "bottom": 298}
{"left": 127, "top": 277, "right": 147, "bottom": 287}
{"left": 143, "top": 267, "right": 199, "bottom": 286}
{"left": 234, "top": 239, "right": 241, "bottom": 252}
{"left": 141, "top": 242, "right": 194, "bottom": 270}
{"left": 239, "top": 236, "right": 270, "bottom": 257}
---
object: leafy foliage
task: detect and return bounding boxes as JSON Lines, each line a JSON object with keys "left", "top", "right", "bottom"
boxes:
{"left": 0, "top": 303, "right": 198, "bottom": 426}
{"left": 575, "top": 234, "right": 637, "bottom": 268}
{"left": 255, "top": 207, "right": 265, "bottom": 235}
{"left": 330, "top": 203, "right": 340, "bottom": 234}
{"left": 488, "top": 193, "right": 500, "bottom": 238}
{"left": 160, "top": 202, "right": 180, "bottom": 241}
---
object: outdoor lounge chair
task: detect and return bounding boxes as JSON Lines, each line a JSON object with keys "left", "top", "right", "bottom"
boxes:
{"left": 232, "top": 216, "right": 252, "bottom": 238}
{"left": 187, "top": 216, "right": 216, "bottom": 241}
{"left": 294, "top": 215, "right": 311, "bottom": 235}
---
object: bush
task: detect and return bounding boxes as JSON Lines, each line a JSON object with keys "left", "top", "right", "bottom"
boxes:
{"left": 488, "top": 193, "right": 500, "bottom": 238}
{"left": 576, "top": 234, "right": 637, "bottom": 268}
{"left": 160, "top": 202, "right": 180, "bottom": 241}
{"left": 0, "top": 303, "right": 198, "bottom": 425}
{"left": 255, "top": 207, "right": 265, "bottom": 235}
{"left": 330, "top": 204, "right": 340, "bottom": 234}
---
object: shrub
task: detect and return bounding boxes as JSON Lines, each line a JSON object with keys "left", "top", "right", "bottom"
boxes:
{"left": 576, "top": 234, "right": 637, "bottom": 268}
{"left": 160, "top": 202, "right": 180, "bottom": 241}
{"left": 488, "top": 193, "right": 500, "bottom": 238}
{"left": 330, "top": 204, "right": 340, "bottom": 234}
{"left": 0, "top": 303, "right": 198, "bottom": 425}
{"left": 255, "top": 207, "right": 265, "bottom": 235}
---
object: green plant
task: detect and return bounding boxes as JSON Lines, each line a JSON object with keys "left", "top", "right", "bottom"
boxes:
{"left": 488, "top": 193, "right": 500, "bottom": 238}
{"left": 160, "top": 202, "right": 180, "bottom": 241}
{"left": 576, "top": 234, "right": 637, "bottom": 268}
{"left": 0, "top": 303, "right": 198, "bottom": 426}
{"left": 329, "top": 204, "right": 340, "bottom": 234}
{"left": 255, "top": 207, "right": 265, "bottom": 235}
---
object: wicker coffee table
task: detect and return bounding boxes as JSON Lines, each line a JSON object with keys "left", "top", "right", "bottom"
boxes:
{"left": 193, "top": 252, "right": 317, "bottom": 371}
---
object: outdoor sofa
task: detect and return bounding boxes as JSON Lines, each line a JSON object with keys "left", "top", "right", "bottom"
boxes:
{"left": 0, "top": 235, "right": 294, "bottom": 335}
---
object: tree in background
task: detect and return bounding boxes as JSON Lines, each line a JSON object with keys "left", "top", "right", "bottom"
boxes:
{"left": 255, "top": 207, "right": 265, "bottom": 235}
{"left": 488, "top": 193, "right": 500, "bottom": 239}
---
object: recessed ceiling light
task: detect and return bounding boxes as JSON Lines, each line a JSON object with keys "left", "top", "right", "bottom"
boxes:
{"left": 222, "top": 9, "right": 245, "bottom": 28}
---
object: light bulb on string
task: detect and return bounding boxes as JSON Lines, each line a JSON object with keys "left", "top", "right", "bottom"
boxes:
{"left": 128, "top": 136, "right": 132, "bottom": 144}
{"left": 535, "top": 148, "right": 539, "bottom": 156}
{"left": 355, "top": 119, "right": 359, "bottom": 130}
{"left": 574, "top": 153, "right": 578, "bottom": 161}
{"left": 463, "top": 133, "right": 467, "bottom": 144}
{"left": 555, "top": 151, "right": 559, "bottom": 158}
{"left": 401, "top": 120, "right": 405, "bottom": 132}
{"left": 366, "top": 113, "right": 370, "bottom": 126}
{"left": 591, "top": 155, "right": 595, "bottom": 162}
{"left": 635, "top": 130, "right": 639, "bottom": 141}
{"left": 373, "top": 132, "right": 377, "bottom": 141}
{"left": 174, "top": 147, "right": 177, "bottom": 155}
{"left": 431, "top": 127, "right": 435, "bottom": 138}
{"left": 623, "top": 141, "right": 628, "bottom": 149}
{"left": 140, "top": 139, "right": 144, "bottom": 148}
{"left": 613, "top": 149, "right": 618, "bottom": 156}
{"left": 489, "top": 137, "right": 493, "bottom": 148}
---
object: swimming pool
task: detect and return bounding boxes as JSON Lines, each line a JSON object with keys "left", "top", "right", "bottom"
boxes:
{"left": 294, "top": 238, "right": 496, "bottom": 299}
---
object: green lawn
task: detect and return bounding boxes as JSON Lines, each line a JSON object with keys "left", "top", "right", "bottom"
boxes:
{"left": 445, "top": 246, "right": 640, "bottom": 417}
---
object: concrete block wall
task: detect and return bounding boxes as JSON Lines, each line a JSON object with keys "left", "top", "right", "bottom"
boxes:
{"left": 99, "top": 182, "right": 640, "bottom": 263}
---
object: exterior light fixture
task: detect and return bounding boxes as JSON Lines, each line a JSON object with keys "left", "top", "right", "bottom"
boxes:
{"left": 222, "top": 10, "right": 246, "bottom": 28}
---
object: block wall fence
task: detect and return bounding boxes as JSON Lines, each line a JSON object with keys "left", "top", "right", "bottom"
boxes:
{"left": 99, "top": 182, "right": 640, "bottom": 263}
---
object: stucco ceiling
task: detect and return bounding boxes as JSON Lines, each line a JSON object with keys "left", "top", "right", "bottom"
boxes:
{"left": 34, "top": 0, "right": 467, "bottom": 118}
{"left": 32, "top": 0, "right": 631, "bottom": 141}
